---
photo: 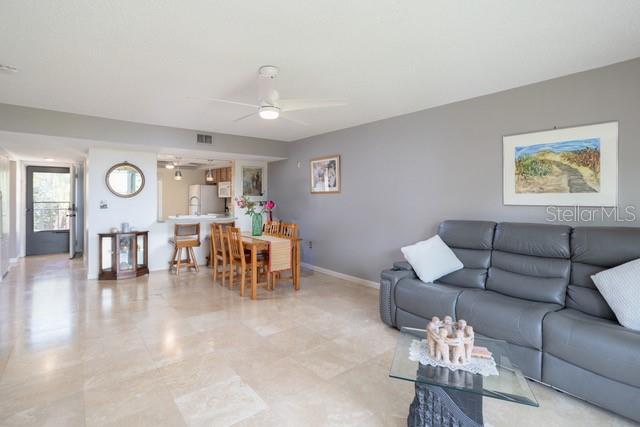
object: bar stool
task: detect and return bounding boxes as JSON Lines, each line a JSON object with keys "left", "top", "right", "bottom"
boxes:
{"left": 169, "top": 223, "right": 200, "bottom": 275}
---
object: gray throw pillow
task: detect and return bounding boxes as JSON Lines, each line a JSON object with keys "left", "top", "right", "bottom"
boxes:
{"left": 591, "top": 258, "right": 640, "bottom": 331}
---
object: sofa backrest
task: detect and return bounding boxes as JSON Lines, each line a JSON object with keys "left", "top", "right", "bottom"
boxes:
{"left": 570, "top": 227, "right": 640, "bottom": 320}
{"left": 436, "top": 220, "right": 496, "bottom": 289}
{"left": 487, "top": 222, "right": 571, "bottom": 305}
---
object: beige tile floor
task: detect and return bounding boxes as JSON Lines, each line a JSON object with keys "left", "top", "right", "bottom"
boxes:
{"left": 0, "top": 254, "right": 635, "bottom": 426}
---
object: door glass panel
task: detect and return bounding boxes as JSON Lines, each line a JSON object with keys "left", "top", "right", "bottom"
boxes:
{"left": 101, "top": 237, "right": 113, "bottom": 271}
{"left": 136, "top": 234, "right": 145, "bottom": 267}
{"left": 32, "top": 172, "right": 71, "bottom": 232}
{"left": 118, "top": 235, "right": 135, "bottom": 271}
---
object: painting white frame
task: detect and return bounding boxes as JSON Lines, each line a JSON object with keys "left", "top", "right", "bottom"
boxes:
{"left": 503, "top": 122, "right": 618, "bottom": 206}
{"left": 241, "top": 165, "right": 264, "bottom": 197}
{"left": 310, "top": 155, "right": 341, "bottom": 194}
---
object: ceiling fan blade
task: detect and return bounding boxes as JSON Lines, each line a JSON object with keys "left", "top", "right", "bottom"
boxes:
{"left": 186, "top": 96, "right": 258, "bottom": 109}
{"left": 279, "top": 98, "right": 348, "bottom": 112}
{"left": 233, "top": 111, "right": 259, "bottom": 122}
{"left": 280, "top": 115, "right": 309, "bottom": 126}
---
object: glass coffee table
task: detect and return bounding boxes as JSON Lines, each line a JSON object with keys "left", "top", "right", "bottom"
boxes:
{"left": 390, "top": 327, "right": 538, "bottom": 427}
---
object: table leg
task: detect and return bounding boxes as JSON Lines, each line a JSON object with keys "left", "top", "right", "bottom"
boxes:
{"left": 294, "top": 239, "right": 301, "bottom": 290}
{"left": 408, "top": 383, "right": 483, "bottom": 427}
{"left": 251, "top": 245, "right": 257, "bottom": 300}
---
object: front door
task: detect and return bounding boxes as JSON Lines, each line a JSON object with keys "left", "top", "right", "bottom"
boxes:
{"left": 26, "top": 166, "right": 71, "bottom": 256}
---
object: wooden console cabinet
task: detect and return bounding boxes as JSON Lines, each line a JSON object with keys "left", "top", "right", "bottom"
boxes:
{"left": 98, "top": 231, "right": 149, "bottom": 280}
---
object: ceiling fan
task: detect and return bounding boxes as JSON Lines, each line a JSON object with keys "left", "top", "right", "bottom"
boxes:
{"left": 190, "top": 65, "right": 347, "bottom": 125}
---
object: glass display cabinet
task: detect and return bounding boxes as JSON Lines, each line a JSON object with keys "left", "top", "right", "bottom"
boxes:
{"left": 98, "top": 231, "right": 149, "bottom": 280}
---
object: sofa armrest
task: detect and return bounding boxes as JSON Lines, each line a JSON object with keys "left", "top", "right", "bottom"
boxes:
{"left": 380, "top": 265, "right": 417, "bottom": 327}
{"left": 392, "top": 261, "right": 414, "bottom": 271}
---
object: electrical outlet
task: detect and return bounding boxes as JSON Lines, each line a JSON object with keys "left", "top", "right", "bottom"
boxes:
{"left": 308, "top": 241, "right": 312, "bottom": 249}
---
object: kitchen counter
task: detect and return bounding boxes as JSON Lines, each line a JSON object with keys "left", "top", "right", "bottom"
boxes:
{"left": 147, "top": 215, "right": 237, "bottom": 270}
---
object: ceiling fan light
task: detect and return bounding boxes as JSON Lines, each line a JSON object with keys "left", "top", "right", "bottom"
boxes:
{"left": 259, "top": 106, "right": 280, "bottom": 120}
{"left": 174, "top": 169, "right": 183, "bottom": 180}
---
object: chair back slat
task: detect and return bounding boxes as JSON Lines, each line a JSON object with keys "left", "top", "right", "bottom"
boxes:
{"left": 263, "top": 220, "right": 281, "bottom": 235}
{"left": 227, "top": 227, "right": 244, "bottom": 259}
{"left": 211, "top": 223, "right": 227, "bottom": 254}
{"left": 280, "top": 222, "right": 298, "bottom": 239}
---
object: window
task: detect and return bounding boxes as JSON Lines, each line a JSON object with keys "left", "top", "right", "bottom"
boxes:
{"left": 32, "top": 172, "right": 70, "bottom": 232}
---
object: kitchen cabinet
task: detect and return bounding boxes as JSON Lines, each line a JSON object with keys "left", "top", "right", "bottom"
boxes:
{"left": 204, "top": 167, "right": 231, "bottom": 185}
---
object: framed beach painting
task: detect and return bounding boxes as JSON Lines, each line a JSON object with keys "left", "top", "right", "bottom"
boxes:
{"left": 310, "top": 155, "right": 340, "bottom": 194}
{"left": 503, "top": 122, "right": 618, "bottom": 206}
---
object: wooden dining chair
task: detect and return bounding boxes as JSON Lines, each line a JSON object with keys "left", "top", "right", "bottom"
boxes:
{"left": 271, "top": 222, "right": 298, "bottom": 289}
{"left": 210, "top": 223, "right": 228, "bottom": 287}
{"left": 279, "top": 222, "right": 298, "bottom": 239}
{"left": 227, "top": 227, "right": 269, "bottom": 296}
{"left": 169, "top": 223, "right": 200, "bottom": 275}
{"left": 263, "top": 220, "right": 281, "bottom": 235}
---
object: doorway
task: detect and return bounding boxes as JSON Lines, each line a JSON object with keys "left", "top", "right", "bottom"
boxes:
{"left": 25, "top": 166, "right": 73, "bottom": 256}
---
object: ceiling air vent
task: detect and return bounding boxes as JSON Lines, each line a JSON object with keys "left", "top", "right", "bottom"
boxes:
{"left": 196, "top": 134, "right": 213, "bottom": 145}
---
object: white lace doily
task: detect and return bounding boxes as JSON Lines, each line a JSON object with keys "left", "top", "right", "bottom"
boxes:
{"left": 409, "top": 339, "right": 499, "bottom": 377}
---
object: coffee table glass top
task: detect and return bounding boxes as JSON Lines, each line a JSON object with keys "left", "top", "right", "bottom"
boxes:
{"left": 389, "top": 327, "right": 538, "bottom": 407}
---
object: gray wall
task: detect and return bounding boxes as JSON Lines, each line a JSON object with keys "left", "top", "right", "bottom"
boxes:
{"left": 0, "top": 103, "right": 288, "bottom": 158}
{"left": 269, "top": 58, "right": 640, "bottom": 282}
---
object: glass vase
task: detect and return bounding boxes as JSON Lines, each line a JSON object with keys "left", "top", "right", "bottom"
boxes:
{"left": 251, "top": 213, "right": 263, "bottom": 236}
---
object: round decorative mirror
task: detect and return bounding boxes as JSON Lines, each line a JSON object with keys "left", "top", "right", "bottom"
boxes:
{"left": 106, "top": 162, "right": 145, "bottom": 198}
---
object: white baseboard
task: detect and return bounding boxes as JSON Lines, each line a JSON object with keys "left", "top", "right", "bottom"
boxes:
{"left": 9, "top": 258, "right": 18, "bottom": 263}
{"left": 301, "top": 262, "right": 379, "bottom": 289}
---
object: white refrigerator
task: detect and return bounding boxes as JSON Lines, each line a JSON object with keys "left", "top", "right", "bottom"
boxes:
{"left": 188, "top": 185, "right": 224, "bottom": 215}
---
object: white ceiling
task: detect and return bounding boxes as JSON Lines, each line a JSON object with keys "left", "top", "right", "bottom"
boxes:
{"left": 1, "top": 1, "right": 639, "bottom": 142}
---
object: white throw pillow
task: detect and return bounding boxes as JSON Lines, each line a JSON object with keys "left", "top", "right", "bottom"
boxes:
{"left": 401, "top": 235, "right": 463, "bottom": 283}
{"left": 591, "top": 258, "right": 640, "bottom": 331}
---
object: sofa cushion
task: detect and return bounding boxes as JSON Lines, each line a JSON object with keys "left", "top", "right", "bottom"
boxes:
{"left": 394, "top": 248, "right": 490, "bottom": 289}
{"left": 568, "top": 263, "right": 616, "bottom": 320}
{"left": 436, "top": 220, "right": 496, "bottom": 289}
{"left": 493, "top": 222, "right": 571, "bottom": 259}
{"left": 569, "top": 227, "right": 640, "bottom": 319}
{"left": 591, "top": 258, "right": 640, "bottom": 331}
{"left": 456, "top": 289, "right": 561, "bottom": 350}
{"left": 487, "top": 222, "right": 571, "bottom": 304}
{"left": 401, "top": 235, "right": 463, "bottom": 283}
{"left": 543, "top": 309, "right": 640, "bottom": 388}
{"left": 395, "top": 278, "right": 464, "bottom": 322}
{"left": 438, "top": 220, "right": 496, "bottom": 250}
{"left": 489, "top": 251, "right": 570, "bottom": 304}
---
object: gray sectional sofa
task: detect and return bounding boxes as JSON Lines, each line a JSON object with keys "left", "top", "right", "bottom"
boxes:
{"left": 379, "top": 220, "right": 640, "bottom": 422}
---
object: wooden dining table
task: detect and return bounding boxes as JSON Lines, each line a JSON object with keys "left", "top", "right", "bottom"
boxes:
{"left": 240, "top": 232, "right": 302, "bottom": 300}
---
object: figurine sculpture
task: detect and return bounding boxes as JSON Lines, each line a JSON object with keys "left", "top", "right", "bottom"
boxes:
{"left": 427, "top": 316, "right": 439, "bottom": 357}
{"left": 426, "top": 316, "right": 475, "bottom": 365}
{"left": 464, "top": 326, "right": 475, "bottom": 361}
{"left": 435, "top": 328, "right": 450, "bottom": 363}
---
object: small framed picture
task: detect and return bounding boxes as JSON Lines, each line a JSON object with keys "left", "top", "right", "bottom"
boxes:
{"left": 310, "top": 155, "right": 340, "bottom": 194}
{"left": 242, "top": 166, "right": 264, "bottom": 197}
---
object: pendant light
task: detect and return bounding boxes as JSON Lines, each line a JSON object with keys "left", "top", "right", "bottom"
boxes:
{"left": 174, "top": 158, "right": 183, "bottom": 180}
{"left": 205, "top": 160, "right": 214, "bottom": 182}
